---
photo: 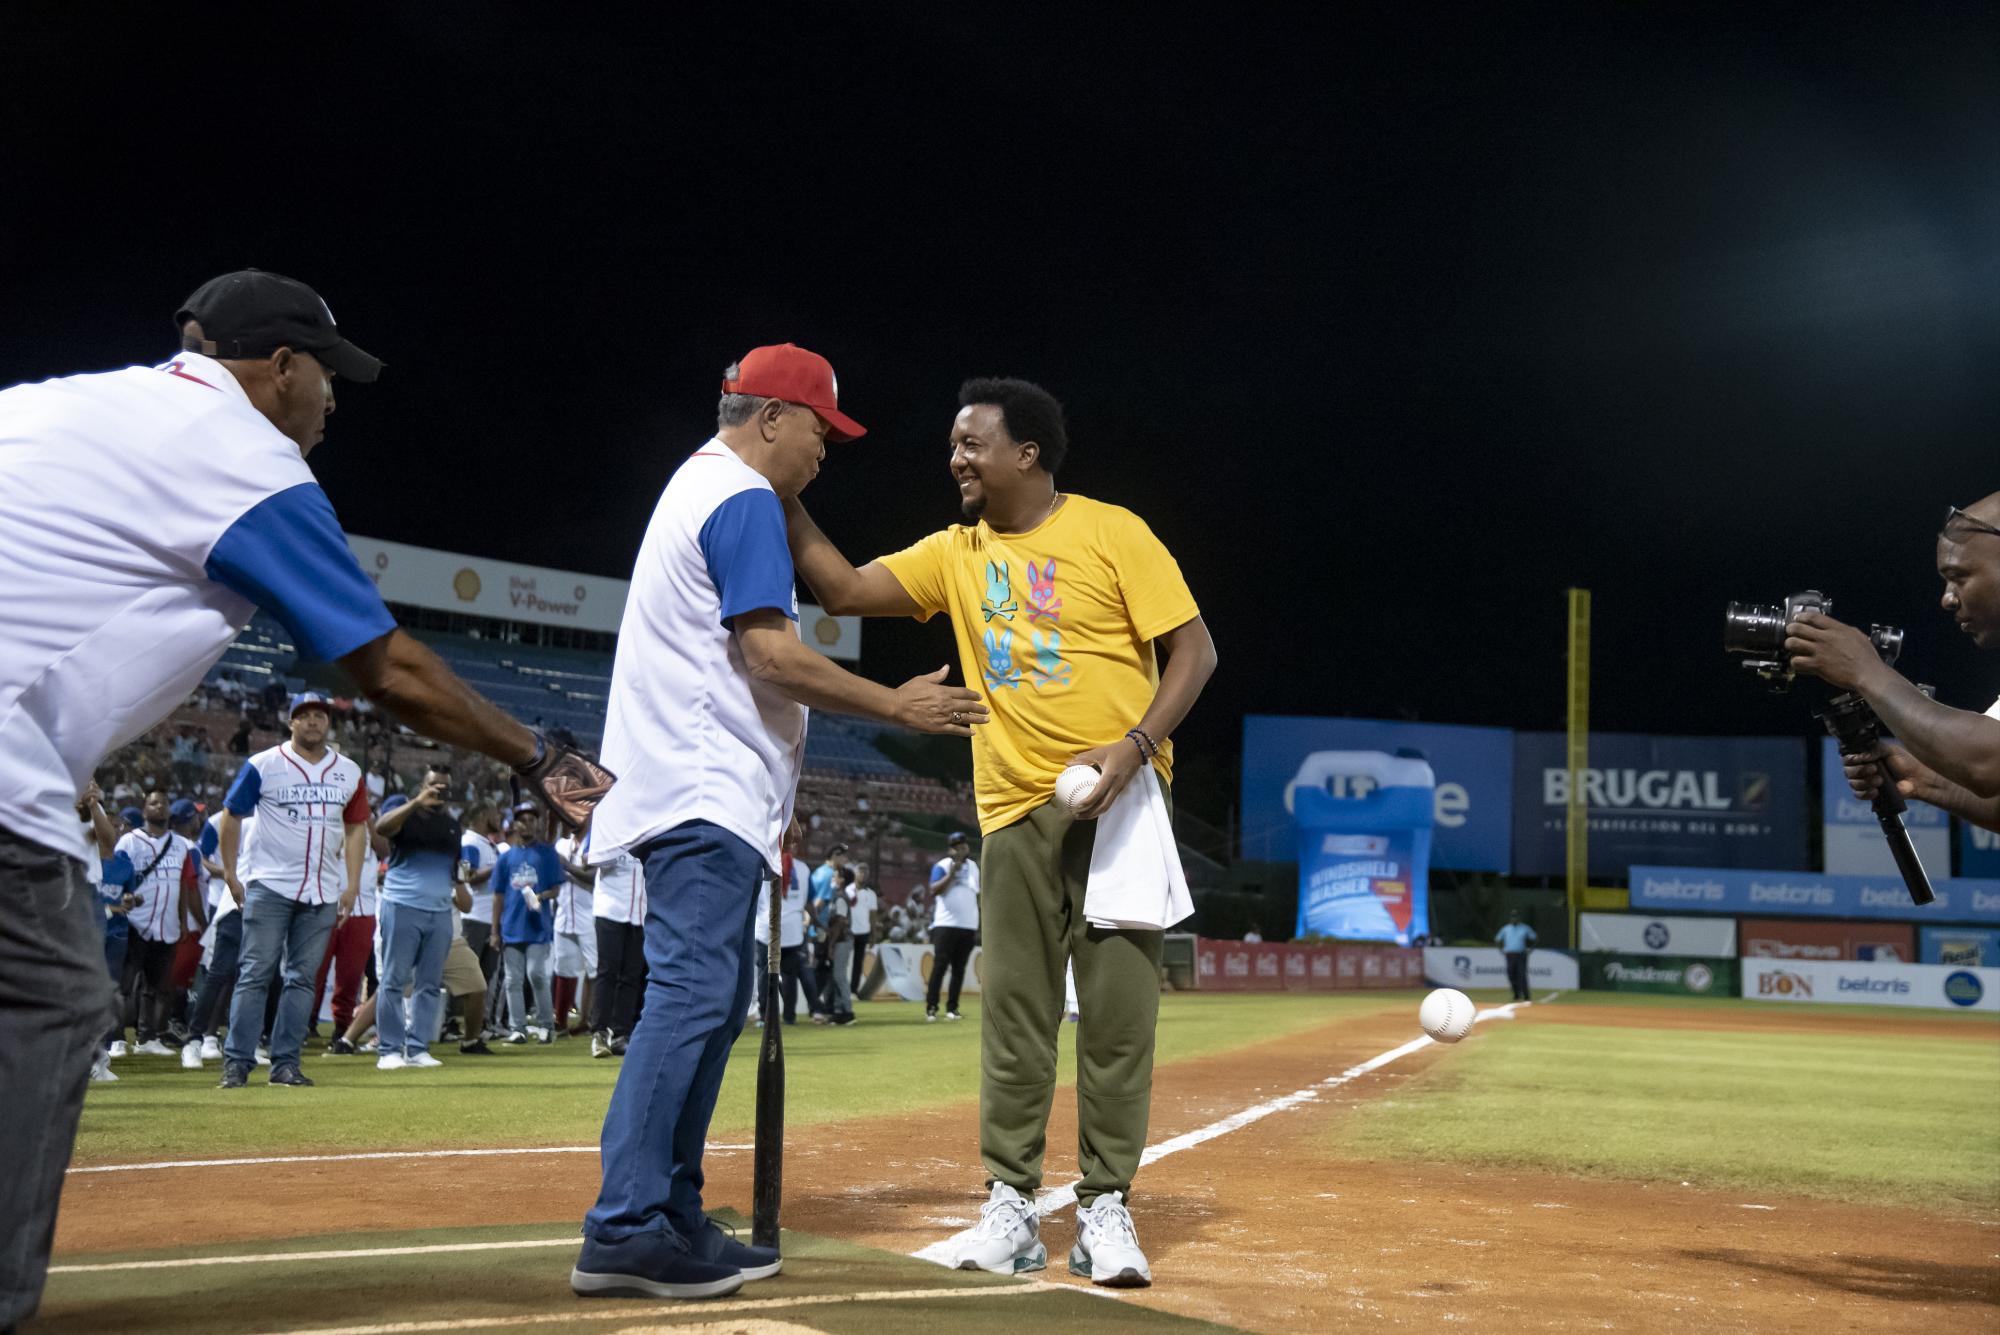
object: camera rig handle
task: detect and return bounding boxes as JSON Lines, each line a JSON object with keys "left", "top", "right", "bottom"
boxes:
{"left": 1816, "top": 691, "right": 1936, "bottom": 907}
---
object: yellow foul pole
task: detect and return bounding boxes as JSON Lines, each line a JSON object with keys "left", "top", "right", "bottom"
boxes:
{"left": 1566, "top": 588, "right": 1591, "bottom": 950}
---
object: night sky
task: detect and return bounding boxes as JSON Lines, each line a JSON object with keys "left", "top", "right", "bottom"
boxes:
{"left": 6, "top": 8, "right": 1996, "bottom": 823}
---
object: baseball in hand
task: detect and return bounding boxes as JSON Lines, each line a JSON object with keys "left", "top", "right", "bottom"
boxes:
{"left": 1419, "top": 988, "right": 1476, "bottom": 1044}
{"left": 1055, "top": 764, "right": 1101, "bottom": 814}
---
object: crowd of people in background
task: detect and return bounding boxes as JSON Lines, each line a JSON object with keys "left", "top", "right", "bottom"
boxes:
{"left": 83, "top": 693, "right": 975, "bottom": 1084}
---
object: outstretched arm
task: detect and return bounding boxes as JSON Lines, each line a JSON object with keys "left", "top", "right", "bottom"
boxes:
{"left": 781, "top": 497, "right": 922, "bottom": 617}
{"left": 735, "top": 610, "right": 985, "bottom": 735}
{"left": 340, "top": 629, "right": 539, "bottom": 768}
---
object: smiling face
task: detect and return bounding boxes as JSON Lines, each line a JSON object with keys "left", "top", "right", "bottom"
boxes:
{"left": 764, "top": 400, "right": 830, "bottom": 497}
{"left": 949, "top": 403, "right": 1036, "bottom": 520}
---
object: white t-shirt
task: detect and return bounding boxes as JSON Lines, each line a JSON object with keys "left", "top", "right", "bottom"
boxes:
{"left": 930, "top": 857, "right": 981, "bottom": 931}
{"left": 592, "top": 846, "right": 645, "bottom": 927}
{"left": 226, "top": 743, "right": 368, "bottom": 905}
{"left": 461, "top": 830, "right": 499, "bottom": 926}
{"left": 755, "top": 861, "right": 808, "bottom": 949}
{"left": 590, "top": 439, "right": 806, "bottom": 871}
{"left": 850, "top": 884, "right": 877, "bottom": 935}
{"left": 0, "top": 352, "right": 394, "bottom": 859}
{"left": 1987, "top": 696, "right": 2000, "bottom": 720}
{"left": 552, "top": 835, "right": 594, "bottom": 935}
{"left": 113, "top": 828, "right": 198, "bottom": 943}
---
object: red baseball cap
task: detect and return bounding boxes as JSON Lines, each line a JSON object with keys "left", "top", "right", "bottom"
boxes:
{"left": 723, "top": 343, "right": 866, "bottom": 442}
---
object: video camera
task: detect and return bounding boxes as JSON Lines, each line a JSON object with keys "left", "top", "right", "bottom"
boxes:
{"left": 1723, "top": 591, "right": 1934, "bottom": 906}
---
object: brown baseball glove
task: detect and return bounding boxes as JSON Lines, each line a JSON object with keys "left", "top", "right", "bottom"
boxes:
{"left": 516, "top": 733, "right": 615, "bottom": 835}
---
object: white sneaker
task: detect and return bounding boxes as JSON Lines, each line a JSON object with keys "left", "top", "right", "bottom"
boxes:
{"left": 504, "top": 1030, "right": 528, "bottom": 1045}
{"left": 200, "top": 1035, "right": 222, "bottom": 1060}
{"left": 591, "top": 1031, "right": 613, "bottom": 1059}
{"left": 1070, "top": 1191, "right": 1151, "bottom": 1287}
{"left": 108, "top": 1040, "right": 128, "bottom": 1058}
{"left": 90, "top": 1053, "right": 119, "bottom": 1083}
{"left": 525, "top": 1025, "right": 549, "bottom": 1041}
{"left": 377, "top": 1053, "right": 408, "bottom": 1071}
{"left": 406, "top": 1051, "right": 443, "bottom": 1069}
{"left": 944, "top": 1011, "right": 963, "bottom": 1022}
{"left": 135, "top": 1039, "right": 174, "bottom": 1057}
{"left": 181, "top": 1041, "right": 203, "bottom": 1069}
{"left": 255, "top": 1045, "right": 272, "bottom": 1067}
{"left": 953, "top": 1182, "right": 1046, "bottom": 1275}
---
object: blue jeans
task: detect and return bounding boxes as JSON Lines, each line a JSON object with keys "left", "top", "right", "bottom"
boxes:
{"left": 188, "top": 910, "right": 243, "bottom": 1037}
{"left": 377, "top": 901, "right": 452, "bottom": 1057}
{"left": 223, "top": 884, "right": 336, "bottom": 1071}
{"left": 505, "top": 941, "right": 553, "bottom": 1032}
{"left": 584, "top": 820, "right": 762, "bottom": 1242}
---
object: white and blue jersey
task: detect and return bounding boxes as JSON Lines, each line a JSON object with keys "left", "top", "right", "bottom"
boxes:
{"left": 0, "top": 351, "right": 395, "bottom": 859}
{"left": 590, "top": 438, "right": 807, "bottom": 870}
{"left": 110, "top": 829, "right": 199, "bottom": 944}
{"left": 226, "top": 744, "right": 368, "bottom": 905}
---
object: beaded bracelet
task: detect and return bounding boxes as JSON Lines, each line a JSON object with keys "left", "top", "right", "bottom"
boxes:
{"left": 1126, "top": 727, "right": 1158, "bottom": 759}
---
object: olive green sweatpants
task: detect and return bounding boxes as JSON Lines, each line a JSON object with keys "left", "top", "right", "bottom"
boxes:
{"left": 978, "top": 790, "right": 1166, "bottom": 1208}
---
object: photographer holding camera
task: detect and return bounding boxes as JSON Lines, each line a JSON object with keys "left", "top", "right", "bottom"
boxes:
{"left": 1785, "top": 497, "right": 2000, "bottom": 833}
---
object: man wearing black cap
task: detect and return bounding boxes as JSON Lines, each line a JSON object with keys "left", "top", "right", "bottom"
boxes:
{"left": 0, "top": 270, "right": 610, "bottom": 1332}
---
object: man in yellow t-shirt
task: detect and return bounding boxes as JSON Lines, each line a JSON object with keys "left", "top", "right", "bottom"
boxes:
{"left": 783, "top": 377, "right": 1217, "bottom": 1287}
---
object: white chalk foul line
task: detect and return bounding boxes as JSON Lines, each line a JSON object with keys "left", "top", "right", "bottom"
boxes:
{"left": 68, "top": 1144, "right": 755, "bottom": 1176}
{"left": 51, "top": 1237, "right": 579, "bottom": 1274}
{"left": 911, "top": 1001, "right": 1526, "bottom": 1266}
{"left": 253, "top": 1281, "right": 1058, "bottom": 1335}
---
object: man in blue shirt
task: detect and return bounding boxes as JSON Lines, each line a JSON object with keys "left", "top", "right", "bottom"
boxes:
{"left": 495, "top": 804, "right": 564, "bottom": 1043}
{"left": 373, "top": 767, "right": 463, "bottom": 1069}
{"left": 1495, "top": 912, "right": 1537, "bottom": 1001}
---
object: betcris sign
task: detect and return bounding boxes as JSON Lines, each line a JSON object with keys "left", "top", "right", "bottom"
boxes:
{"left": 1632, "top": 865, "right": 2000, "bottom": 925}
{"left": 1820, "top": 738, "right": 1950, "bottom": 876}
{"left": 1513, "top": 733, "right": 1806, "bottom": 876}
{"left": 1240, "top": 716, "right": 1512, "bottom": 871}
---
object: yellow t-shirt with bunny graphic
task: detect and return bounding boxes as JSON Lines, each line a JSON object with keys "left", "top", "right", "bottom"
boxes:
{"left": 877, "top": 494, "right": 1199, "bottom": 835}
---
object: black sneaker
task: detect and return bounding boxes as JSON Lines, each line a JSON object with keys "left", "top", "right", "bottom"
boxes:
{"left": 571, "top": 1232, "right": 744, "bottom": 1300}
{"left": 458, "top": 1039, "right": 494, "bottom": 1055}
{"left": 326, "top": 1037, "right": 356, "bottom": 1056}
{"left": 268, "top": 1066, "right": 314, "bottom": 1087}
{"left": 218, "top": 1064, "right": 249, "bottom": 1089}
{"left": 687, "top": 1215, "right": 782, "bottom": 1280}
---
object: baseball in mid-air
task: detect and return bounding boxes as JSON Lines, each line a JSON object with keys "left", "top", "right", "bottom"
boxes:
{"left": 1055, "top": 763, "right": 1100, "bottom": 814}
{"left": 1419, "top": 988, "right": 1476, "bottom": 1044}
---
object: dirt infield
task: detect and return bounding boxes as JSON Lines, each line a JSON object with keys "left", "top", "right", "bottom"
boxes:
{"left": 52, "top": 1002, "right": 2000, "bottom": 1332}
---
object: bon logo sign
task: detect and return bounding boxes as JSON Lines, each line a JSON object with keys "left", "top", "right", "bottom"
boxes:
{"left": 1757, "top": 970, "right": 1813, "bottom": 999}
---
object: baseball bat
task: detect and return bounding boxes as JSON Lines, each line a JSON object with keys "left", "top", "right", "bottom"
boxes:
{"left": 752, "top": 869, "right": 785, "bottom": 1250}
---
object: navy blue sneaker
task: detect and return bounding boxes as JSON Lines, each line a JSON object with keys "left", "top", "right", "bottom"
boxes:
{"left": 268, "top": 1066, "right": 314, "bottom": 1087}
{"left": 687, "top": 1217, "right": 782, "bottom": 1281}
{"left": 571, "top": 1231, "right": 744, "bottom": 1300}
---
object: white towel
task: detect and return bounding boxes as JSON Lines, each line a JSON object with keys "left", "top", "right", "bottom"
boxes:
{"left": 1084, "top": 768, "right": 1193, "bottom": 931}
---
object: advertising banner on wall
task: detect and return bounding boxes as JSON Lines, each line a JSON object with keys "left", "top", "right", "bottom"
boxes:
{"left": 1820, "top": 738, "right": 1951, "bottom": 876}
{"left": 1919, "top": 925, "right": 2000, "bottom": 966}
{"left": 1513, "top": 733, "right": 1807, "bottom": 876}
{"left": 1580, "top": 954, "right": 1737, "bottom": 996}
{"left": 1960, "top": 821, "right": 2000, "bottom": 879}
{"left": 1741, "top": 957, "right": 1999, "bottom": 1011}
{"left": 1240, "top": 716, "right": 1513, "bottom": 870}
{"left": 869, "top": 944, "right": 982, "bottom": 1002}
{"left": 1578, "top": 912, "right": 1737, "bottom": 957}
{"left": 1191, "top": 940, "right": 1421, "bottom": 991}
{"left": 1631, "top": 866, "right": 2000, "bottom": 925}
{"left": 1738, "top": 917, "right": 1915, "bottom": 963}
{"left": 1423, "top": 947, "right": 1579, "bottom": 991}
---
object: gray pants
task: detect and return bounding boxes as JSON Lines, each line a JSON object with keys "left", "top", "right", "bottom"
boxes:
{"left": 505, "top": 941, "right": 553, "bottom": 1032}
{"left": 1, "top": 826, "right": 114, "bottom": 1328}
{"left": 829, "top": 938, "right": 854, "bottom": 1016}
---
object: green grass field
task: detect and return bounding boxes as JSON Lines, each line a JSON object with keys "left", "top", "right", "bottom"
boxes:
{"left": 1332, "top": 991, "right": 2000, "bottom": 1213}
{"left": 76, "top": 991, "right": 1413, "bottom": 1162}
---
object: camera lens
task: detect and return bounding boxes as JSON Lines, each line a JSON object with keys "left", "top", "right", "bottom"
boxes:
{"left": 1723, "top": 602, "right": 1788, "bottom": 655}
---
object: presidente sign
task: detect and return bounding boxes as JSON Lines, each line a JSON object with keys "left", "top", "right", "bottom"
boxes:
{"left": 1513, "top": 732, "right": 1806, "bottom": 876}
{"left": 1631, "top": 866, "right": 2000, "bottom": 925}
{"left": 345, "top": 534, "right": 860, "bottom": 658}
{"left": 1240, "top": 715, "right": 1512, "bottom": 871}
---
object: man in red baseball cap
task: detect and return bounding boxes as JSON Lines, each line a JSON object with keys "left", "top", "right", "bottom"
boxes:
{"left": 721, "top": 343, "right": 867, "bottom": 443}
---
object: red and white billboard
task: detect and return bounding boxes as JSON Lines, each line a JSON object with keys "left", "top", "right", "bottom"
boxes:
{"left": 1738, "top": 917, "right": 1915, "bottom": 963}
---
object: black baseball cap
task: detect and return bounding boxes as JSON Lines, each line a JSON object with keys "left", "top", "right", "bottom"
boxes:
{"left": 175, "top": 269, "right": 382, "bottom": 383}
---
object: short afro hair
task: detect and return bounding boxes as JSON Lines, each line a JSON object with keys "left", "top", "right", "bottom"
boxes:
{"left": 958, "top": 377, "right": 1067, "bottom": 478}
